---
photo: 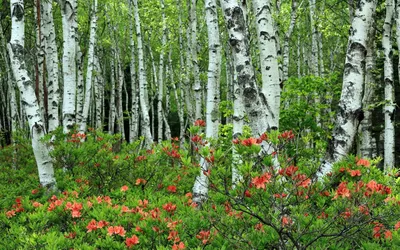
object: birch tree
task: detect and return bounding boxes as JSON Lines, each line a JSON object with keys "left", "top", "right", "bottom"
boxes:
{"left": 221, "top": 0, "right": 269, "bottom": 137}
{"left": 133, "top": 0, "right": 153, "bottom": 146}
{"left": 192, "top": 0, "right": 221, "bottom": 205}
{"left": 319, "top": 0, "right": 377, "bottom": 177}
{"left": 383, "top": 0, "right": 395, "bottom": 171}
{"left": 79, "top": 0, "right": 98, "bottom": 134}
{"left": 41, "top": 0, "right": 60, "bottom": 132}
{"left": 59, "top": 0, "right": 77, "bottom": 134}
{"left": 158, "top": 0, "right": 167, "bottom": 142}
{"left": 190, "top": 0, "right": 202, "bottom": 121}
{"left": 252, "top": 0, "right": 281, "bottom": 129}
{"left": 8, "top": 0, "right": 56, "bottom": 190}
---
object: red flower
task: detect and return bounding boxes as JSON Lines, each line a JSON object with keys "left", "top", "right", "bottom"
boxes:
{"left": 135, "top": 178, "right": 147, "bottom": 185}
{"left": 333, "top": 182, "right": 351, "bottom": 199}
{"left": 244, "top": 190, "right": 252, "bottom": 197}
{"left": 121, "top": 185, "right": 129, "bottom": 192}
{"left": 31, "top": 189, "right": 38, "bottom": 195}
{"left": 348, "top": 169, "right": 361, "bottom": 177}
{"left": 194, "top": 119, "right": 206, "bottom": 127}
{"left": 254, "top": 223, "right": 264, "bottom": 232}
{"left": 126, "top": 235, "right": 139, "bottom": 248}
{"left": 172, "top": 242, "right": 186, "bottom": 250}
{"left": 241, "top": 137, "right": 258, "bottom": 146}
{"left": 281, "top": 216, "right": 291, "bottom": 227}
{"left": 6, "top": 210, "right": 16, "bottom": 218}
{"left": 385, "top": 230, "right": 393, "bottom": 240}
{"left": 394, "top": 221, "right": 400, "bottom": 230}
{"left": 108, "top": 226, "right": 126, "bottom": 237}
{"left": 356, "top": 158, "right": 370, "bottom": 167}
{"left": 251, "top": 172, "right": 272, "bottom": 189}
{"left": 297, "top": 178, "right": 311, "bottom": 188}
{"left": 196, "top": 230, "right": 211, "bottom": 245}
{"left": 162, "top": 202, "right": 177, "bottom": 214}
{"left": 86, "top": 219, "right": 98, "bottom": 232}
{"left": 167, "top": 230, "right": 180, "bottom": 242}
{"left": 167, "top": 185, "right": 177, "bottom": 193}
{"left": 278, "top": 166, "right": 298, "bottom": 177}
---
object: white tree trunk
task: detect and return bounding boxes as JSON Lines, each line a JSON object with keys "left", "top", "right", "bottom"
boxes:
{"left": 319, "top": 0, "right": 377, "bottom": 177}
{"left": 59, "top": 0, "right": 77, "bottom": 134}
{"left": 79, "top": 0, "right": 98, "bottom": 134}
{"left": 282, "top": 0, "right": 300, "bottom": 81}
{"left": 133, "top": 0, "right": 153, "bottom": 147}
{"left": 309, "top": 0, "right": 319, "bottom": 76}
{"left": 252, "top": 0, "right": 281, "bottom": 129}
{"left": 358, "top": 24, "right": 376, "bottom": 159}
{"left": 94, "top": 54, "right": 103, "bottom": 130}
{"left": 41, "top": 1, "right": 60, "bottom": 132}
{"left": 116, "top": 50, "right": 125, "bottom": 138}
{"left": 190, "top": 0, "right": 202, "bottom": 121}
{"left": 192, "top": 0, "right": 221, "bottom": 205}
{"left": 221, "top": 0, "right": 269, "bottom": 136}
{"left": 109, "top": 57, "right": 116, "bottom": 134}
{"left": 157, "top": 0, "right": 167, "bottom": 142}
{"left": 76, "top": 48, "right": 84, "bottom": 125}
{"left": 8, "top": 0, "right": 56, "bottom": 190}
{"left": 128, "top": 0, "right": 139, "bottom": 142}
{"left": 383, "top": 0, "right": 395, "bottom": 171}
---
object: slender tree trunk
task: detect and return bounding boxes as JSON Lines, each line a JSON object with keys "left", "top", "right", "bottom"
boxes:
{"left": 133, "top": 0, "right": 153, "bottom": 147}
{"left": 358, "top": 23, "right": 376, "bottom": 159}
{"left": 383, "top": 0, "right": 394, "bottom": 171}
{"left": 94, "top": 54, "right": 103, "bottom": 130}
{"left": 109, "top": 57, "right": 116, "bottom": 134}
{"left": 42, "top": 1, "right": 60, "bottom": 132}
{"left": 319, "top": 0, "right": 377, "bottom": 177}
{"left": 157, "top": 0, "right": 167, "bottom": 142}
{"left": 76, "top": 49, "right": 84, "bottom": 125}
{"left": 192, "top": 0, "right": 221, "bottom": 205}
{"left": 59, "top": 0, "right": 77, "bottom": 134}
{"left": 252, "top": 0, "right": 281, "bottom": 129}
{"left": 221, "top": 0, "right": 270, "bottom": 136}
{"left": 8, "top": 0, "right": 56, "bottom": 190}
{"left": 190, "top": 0, "right": 202, "bottom": 121}
{"left": 309, "top": 0, "right": 319, "bottom": 76}
{"left": 128, "top": 0, "right": 139, "bottom": 142}
{"left": 282, "top": 0, "right": 300, "bottom": 81}
{"left": 80, "top": 0, "right": 98, "bottom": 134}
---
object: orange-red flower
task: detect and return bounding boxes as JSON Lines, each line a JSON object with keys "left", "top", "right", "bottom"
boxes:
{"left": 172, "top": 242, "right": 186, "bottom": 250}
{"left": 121, "top": 185, "right": 129, "bottom": 192}
{"left": 108, "top": 226, "right": 126, "bottom": 237}
{"left": 251, "top": 172, "right": 272, "bottom": 189}
{"left": 167, "top": 185, "right": 177, "bottom": 193}
{"left": 356, "top": 158, "right": 370, "bottom": 167}
{"left": 135, "top": 178, "right": 147, "bottom": 185}
{"left": 196, "top": 230, "right": 211, "bottom": 245}
{"left": 194, "top": 119, "right": 206, "bottom": 127}
{"left": 333, "top": 182, "right": 351, "bottom": 199}
{"left": 162, "top": 202, "right": 177, "bottom": 214}
{"left": 126, "top": 235, "right": 139, "bottom": 248}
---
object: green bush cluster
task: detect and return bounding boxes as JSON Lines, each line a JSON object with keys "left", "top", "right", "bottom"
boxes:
{"left": 1, "top": 125, "right": 400, "bottom": 249}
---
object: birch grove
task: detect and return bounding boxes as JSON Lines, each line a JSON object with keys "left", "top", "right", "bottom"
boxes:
{"left": 8, "top": 0, "right": 56, "bottom": 190}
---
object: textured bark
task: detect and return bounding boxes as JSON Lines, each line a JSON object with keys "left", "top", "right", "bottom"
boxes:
{"left": 184, "top": 1, "right": 194, "bottom": 125}
{"left": 309, "top": 0, "right": 319, "bottom": 76}
{"left": 221, "top": 0, "right": 269, "bottom": 136}
{"left": 128, "top": 0, "right": 139, "bottom": 142}
{"left": 319, "top": 0, "right": 377, "bottom": 177}
{"left": 133, "top": 0, "right": 153, "bottom": 147}
{"left": 41, "top": 1, "right": 60, "bottom": 132}
{"left": 59, "top": 0, "right": 77, "bottom": 134}
{"left": 158, "top": 0, "right": 167, "bottom": 142}
{"left": 94, "top": 54, "right": 103, "bottom": 130}
{"left": 192, "top": 0, "right": 221, "bottom": 205}
{"left": 109, "top": 57, "right": 116, "bottom": 134}
{"left": 79, "top": 0, "right": 98, "bottom": 134}
{"left": 190, "top": 0, "right": 202, "bottom": 121}
{"left": 9, "top": 0, "right": 56, "bottom": 190}
{"left": 252, "top": 0, "right": 281, "bottom": 129}
{"left": 282, "top": 0, "right": 300, "bottom": 81}
{"left": 383, "top": 0, "right": 394, "bottom": 170}
{"left": 358, "top": 24, "right": 376, "bottom": 159}
{"left": 76, "top": 49, "right": 84, "bottom": 125}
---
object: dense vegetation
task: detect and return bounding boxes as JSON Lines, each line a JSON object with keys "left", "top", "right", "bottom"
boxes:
{"left": 1, "top": 122, "right": 400, "bottom": 249}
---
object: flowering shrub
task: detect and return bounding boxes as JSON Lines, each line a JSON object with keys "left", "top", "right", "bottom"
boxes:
{"left": 1, "top": 126, "right": 400, "bottom": 249}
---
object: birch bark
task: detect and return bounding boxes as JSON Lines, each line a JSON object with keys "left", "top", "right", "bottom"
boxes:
{"left": 319, "top": 0, "right": 377, "bottom": 177}
{"left": 133, "top": 0, "right": 153, "bottom": 146}
{"left": 59, "top": 0, "right": 77, "bottom": 134}
{"left": 41, "top": 1, "right": 60, "bottom": 132}
{"left": 80, "top": 0, "right": 98, "bottom": 134}
{"left": 192, "top": 0, "right": 221, "bottom": 205}
{"left": 8, "top": 0, "right": 56, "bottom": 190}
{"left": 383, "top": 0, "right": 394, "bottom": 170}
{"left": 252, "top": 0, "right": 281, "bottom": 129}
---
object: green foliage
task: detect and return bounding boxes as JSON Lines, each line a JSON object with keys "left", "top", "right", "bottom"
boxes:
{"left": 2, "top": 126, "right": 400, "bottom": 249}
